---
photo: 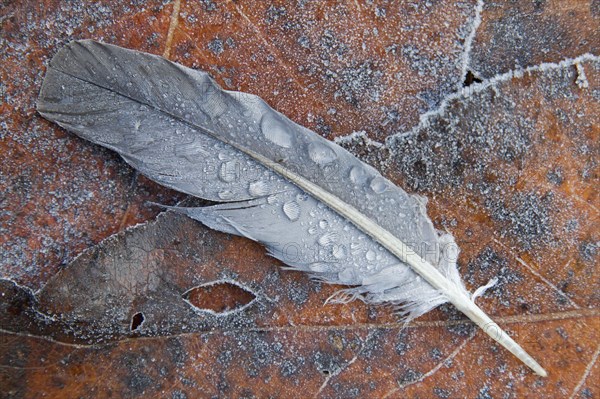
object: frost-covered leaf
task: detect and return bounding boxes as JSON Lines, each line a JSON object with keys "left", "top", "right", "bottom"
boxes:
{"left": 1, "top": 0, "right": 599, "bottom": 398}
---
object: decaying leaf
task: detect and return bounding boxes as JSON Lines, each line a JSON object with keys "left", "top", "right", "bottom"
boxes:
{"left": 1, "top": 1, "right": 599, "bottom": 398}
{"left": 2, "top": 52, "right": 598, "bottom": 399}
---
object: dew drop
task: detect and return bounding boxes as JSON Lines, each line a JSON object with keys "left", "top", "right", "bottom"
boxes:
{"left": 370, "top": 177, "right": 388, "bottom": 193}
{"left": 218, "top": 190, "right": 234, "bottom": 200}
{"left": 307, "top": 141, "right": 337, "bottom": 166}
{"left": 319, "top": 219, "right": 329, "bottom": 229}
{"left": 332, "top": 244, "right": 347, "bottom": 260}
{"left": 266, "top": 195, "right": 277, "bottom": 204}
{"left": 349, "top": 166, "right": 368, "bottom": 185}
{"left": 365, "top": 249, "right": 376, "bottom": 261}
{"left": 248, "top": 181, "right": 269, "bottom": 197}
{"left": 219, "top": 160, "right": 240, "bottom": 182}
{"left": 260, "top": 112, "right": 293, "bottom": 148}
{"left": 318, "top": 231, "right": 338, "bottom": 246}
{"left": 282, "top": 200, "right": 301, "bottom": 221}
{"left": 174, "top": 140, "right": 209, "bottom": 162}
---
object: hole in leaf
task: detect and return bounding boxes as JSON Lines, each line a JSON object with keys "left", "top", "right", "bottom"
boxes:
{"left": 183, "top": 280, "right": 256, "bottom": 315}
{"left": 463, "top": 70, "right": 482, "bottom": 87}
{"left": 130, "top": 312, "right": 145, "bottom": 331}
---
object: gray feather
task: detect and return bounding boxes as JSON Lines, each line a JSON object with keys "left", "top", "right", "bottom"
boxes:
{"left": 38, "top": 39, "right": 462, "bottom": 319}
{"left": 36, "top": 40, "right": 548, "bottom": 376}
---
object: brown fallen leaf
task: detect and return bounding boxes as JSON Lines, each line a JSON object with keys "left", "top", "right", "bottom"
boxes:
{"left": 2, "top": 56, "right": 599, "bottom": 398}
{"left": 1, "top": 0, "right": 599, "bottom": 398}
{"left": 1, "top": 210, "right": 598, "bottom": 398}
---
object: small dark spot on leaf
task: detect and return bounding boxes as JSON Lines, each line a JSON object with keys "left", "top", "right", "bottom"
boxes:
{"left": 399, "top": 368, "right": 423, "bottom": 385}
{"left": 476, "top": 385, "right": 493, "bottom": 399}
{"left": 430, "top": 347, "right": 443, "bottom": 360}
{"left": 265, "top": 4, "right": 287, "bottom": 24}
{"left": 581, "top": 388, "right": 593, "bottom": 398}
{"left": 413, "top": 159, "right": 427, "bottom": 177}
{"left": 171, "top": 390, "right": 188, "bottom": 399}
{"left": 313, "top": 351, "right": 341, "bottom": 376}
{"left": 394, "top": 331, "right": 411, "bottom": 355}
{"left": 463, "top": 70, "right": 483, "bottom": 87}
{"left": 434, "top": 387, "right": 451, "bottom": 399}
{"left": 130, "top": 312, "right": 145, "bottom": 331}
{"left": 546, "top": 166, "right": 564, "bottom": 185}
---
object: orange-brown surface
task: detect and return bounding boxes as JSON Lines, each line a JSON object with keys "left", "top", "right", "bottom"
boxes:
{"left": 470, "top": 0, "right": 599, "bottom": 78}
{"left": 1, "top": 1, "right": 598, "bottom": 398}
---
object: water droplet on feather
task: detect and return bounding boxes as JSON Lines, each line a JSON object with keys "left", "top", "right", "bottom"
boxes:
{"left": 260, "top": 112, "right": 293, "bottom": 148}
{"left": 366, "top": 249, "right": 376, "bottom": 261}
{"left": 282, "top": 201, "right": 301, "bottom": 221}
{"left": 308, "top": 141, "right": 337, "bottom": 166}
{"left": 370, "top": 177, "right": 388, "bottom": 193}
{"left": 248, "top": 181, "right": 269, "bottom": 197}
{"left": 219, "top": 161, "right": 240, "bottom": 182}
{"left": 349, "top": 166, "right": 368, "bottom": 184}
{"left": 218, "top": 190, "right": 234, "bottom": 200}
{"left": 332, "top": 245, "right": 347, "bottom": 259}
{"left": 318, "top": 231, "right": 338, "bottom": 246}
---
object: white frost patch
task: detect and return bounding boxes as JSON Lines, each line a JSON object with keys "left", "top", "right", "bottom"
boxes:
{"left": 333, "top": 130, "right": 384, "bottom": 148}
{"left": 575, "top": 62, "right": 589, "bottom": 89}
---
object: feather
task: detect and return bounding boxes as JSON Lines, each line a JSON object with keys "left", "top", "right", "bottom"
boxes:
{"left": 37, "top": 40, "right": 546, "bottom": 376}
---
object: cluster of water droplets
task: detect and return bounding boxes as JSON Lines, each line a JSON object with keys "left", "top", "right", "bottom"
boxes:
{"left": 158, "top": 71, "right": 431, "bottom": 286}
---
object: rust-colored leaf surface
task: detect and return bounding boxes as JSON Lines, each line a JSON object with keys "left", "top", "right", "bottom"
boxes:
{"left": 1, "top": 1, "right": 598, "bottom": 398}
{"left": 469, "top": 0, "right": 599, "bottom": 78}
